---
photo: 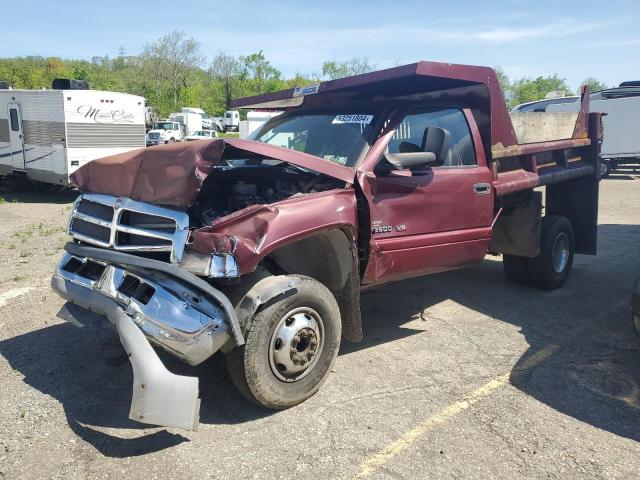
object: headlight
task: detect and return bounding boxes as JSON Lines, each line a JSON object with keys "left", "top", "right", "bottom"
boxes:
{"left": 209, "top": 254, "right": 239, "bottom": 278}
{"left": 179, "top": 250, "right": 239, "bottom": 278}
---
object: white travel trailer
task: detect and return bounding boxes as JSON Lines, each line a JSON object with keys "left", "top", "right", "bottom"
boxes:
{"left": 0, "top": 85, "right": 146, "bottom": 185}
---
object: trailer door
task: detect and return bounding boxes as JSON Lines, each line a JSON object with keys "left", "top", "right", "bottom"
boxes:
{"left": 8, "top": 103, "right": 25, "bottom": 170}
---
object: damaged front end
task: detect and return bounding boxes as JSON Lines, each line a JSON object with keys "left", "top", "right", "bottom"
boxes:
{"left": 52, "top": 194, "right": 245, "bottom": 430}
{"left": 52, "top": 139, "right": 357, "bottom": 431}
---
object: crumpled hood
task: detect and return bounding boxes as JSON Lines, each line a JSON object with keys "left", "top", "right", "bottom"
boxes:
{"left": 71, "top": 138, "right": 355, "bottom": 206}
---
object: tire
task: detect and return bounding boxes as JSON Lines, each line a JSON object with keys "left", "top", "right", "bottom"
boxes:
{"left": 600, "top": 160, "right": 612, "bottom": 178}
{"left": 527, "top": 215, "right": 575, "bottom": 290}
{"left": 503, "top": 254, "right": 530, "bottom": 285}
{"left": 226, "top": 275, "right": 342, "bottom": 409}
{"left": 168, "top": 137, "right": 176, "bottom": 144}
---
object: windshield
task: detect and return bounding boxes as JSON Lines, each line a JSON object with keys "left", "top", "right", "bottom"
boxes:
{"left": 253, "top": 112, "right": 377, "bottom": 166}
{"left": 193, "top": 131, "right": 209, "bottom": 136}
{"left": 154, "top": 122, "right": 174, "bottom": 130}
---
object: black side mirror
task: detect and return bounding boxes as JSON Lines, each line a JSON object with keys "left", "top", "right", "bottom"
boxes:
{"left": 380, "top": 151, "right": 438, "bottom": 172}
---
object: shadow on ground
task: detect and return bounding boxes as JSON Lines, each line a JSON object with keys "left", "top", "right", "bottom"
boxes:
{"left": 1, "top": 224, "right": 639, "bottom": 456}
{"left": 0, "top": 183, "right": 79, "bottom": 204}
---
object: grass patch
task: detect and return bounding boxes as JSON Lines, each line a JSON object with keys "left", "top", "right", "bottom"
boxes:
{"left": 12, "top": 275, "right": 27, "bottom": 282}
{"left": 218, "top": 132, "right": 240, "bottom": 139}
{"left": 19, "top": 251, "right": 31, "bottom": 258}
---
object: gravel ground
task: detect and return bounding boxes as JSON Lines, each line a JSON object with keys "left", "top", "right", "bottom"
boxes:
{"left": 0, "top": 178, "right": 638, "bottom": 479}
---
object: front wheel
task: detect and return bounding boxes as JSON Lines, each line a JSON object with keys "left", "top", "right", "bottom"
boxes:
{"left": 600, "top": 159, "right": 612, "bottom": 178}
{"left": 226, "top": 275, "right": 342, "bottom": 409}
{"left": 527, "top": 215, "right": 575, "bottom": 290}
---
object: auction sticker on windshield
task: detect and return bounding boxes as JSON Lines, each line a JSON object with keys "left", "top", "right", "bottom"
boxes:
{"left": 332, "top": 114, "right": 374, "bottom": 124}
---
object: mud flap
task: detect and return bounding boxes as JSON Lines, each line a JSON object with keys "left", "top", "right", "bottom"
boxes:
{"left": 112, "top": 311, "right": 200, "bottom": 431}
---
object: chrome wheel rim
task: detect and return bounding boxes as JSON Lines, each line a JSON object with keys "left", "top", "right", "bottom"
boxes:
{"left": 552, "top": 232, "right": 570, "bottom": 273}
{"left": 269, "top": 307, "right": 324, "bottom": 383}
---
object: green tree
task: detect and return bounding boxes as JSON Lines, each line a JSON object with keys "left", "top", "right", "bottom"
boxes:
{"left": 240, "top": 51, "right": 286, "bottom": 96}
{"left": 322, "top": 57, "right": 376, "bottom": 80}
{"left": 140, "top": 31, "right": 205, "bottom": 110}
{"left": 580, "top": 77, "right": 607, "bottom": 93}
{"left": 508, "top": 74, "right": 572, "bottom": 108}
{"left": 209, "top": 52, "right": 243, "bottom": 110}
{"left": 493, "top": 66, "right": 510, "bottom": 97}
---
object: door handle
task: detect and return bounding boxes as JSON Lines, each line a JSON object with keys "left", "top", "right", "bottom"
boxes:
{"left": 473, "top": 183, "right": 491, "bottom": 194}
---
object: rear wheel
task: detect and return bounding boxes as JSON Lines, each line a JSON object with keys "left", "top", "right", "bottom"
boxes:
{"left": 600, "top": 159, "right": 612, "bottom": 178}
{"left": 527, "top": 215, "right": 575, "bottom": 290}
{"left": 226, "top": 275, "right": 341, "bottom": 409}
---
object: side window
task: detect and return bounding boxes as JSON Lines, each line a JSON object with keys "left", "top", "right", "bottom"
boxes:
{"left": 9, "top": 108, "right": 19, "bottom": 132}
{"left": 388, "top": 108, "right": 476, "bottom": 167}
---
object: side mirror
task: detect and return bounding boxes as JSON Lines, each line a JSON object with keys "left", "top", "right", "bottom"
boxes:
{"left": 381, "top": 151, "right": 438, "bottom": 171}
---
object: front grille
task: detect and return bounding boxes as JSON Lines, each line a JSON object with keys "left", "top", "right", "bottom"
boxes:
{"left": 116, "top": 231, "right": 172, "bottom": 247}
{"left": 119, "top": 210, "right": 176, "bottom": 232}
{"left": 68, "top": 194, "right": 190, "bottom": 262}
{"left": 71, "top": 217, "right": 111, "bottom": 243}
{"left": 76, "top": 200, "right": 114, "bottom": 221}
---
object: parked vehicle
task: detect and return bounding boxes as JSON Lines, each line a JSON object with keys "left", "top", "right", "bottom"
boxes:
{"left": 0, "top": 80, "right": 145, "bottom": 186}
{"left": 239, "top": 110, "right": 282, "bottom": 139}
{"left": 51, "top": 61, "right": 602, "bottom": 430}
{"left": 169, "top": 110, "right": 203, "bottom": 137}
{"left": 145, "top": 106, "right": 158, "bottom": 132}
{"left": 185, "top": 130, "right": 218, "bottom": 141}
{"left": 210, "top": 116, "right": 225, "bottom": 132}
{"left": 146, "top": 121, "right": 185, "bottom": 145}
{"left": 513, "top": 82, "right": 640, "bottom": 177}
{"left": 223, "top": 110, "right": 240, "bottom": 132}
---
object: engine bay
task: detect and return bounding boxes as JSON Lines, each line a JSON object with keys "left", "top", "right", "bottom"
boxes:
{"left": 190, "top": 162, "right": 344, "bottom": 227}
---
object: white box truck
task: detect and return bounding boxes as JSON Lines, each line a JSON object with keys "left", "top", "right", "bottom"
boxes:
{"left": 223, "top": 110, "right": 240, "bottom": 132}
{"left": 169, "top": 111, "right": 202, "bottom": 137}
{"left": 239, "top": 110, "right": 282, "bottom": 139}
{"left": 0, "top": 82, "right": 146, "bottom": 185}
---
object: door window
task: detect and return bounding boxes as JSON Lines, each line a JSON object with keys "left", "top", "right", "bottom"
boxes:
{"left": 9, "top": 108, "right": 19, "bottom": 131}
{"left": 389, "top": 108, "right": 476, "bottom": 167}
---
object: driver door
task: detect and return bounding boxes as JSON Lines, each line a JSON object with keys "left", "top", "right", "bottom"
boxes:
{"left": 360, "top": 107, "right": 494, "bottom": 284}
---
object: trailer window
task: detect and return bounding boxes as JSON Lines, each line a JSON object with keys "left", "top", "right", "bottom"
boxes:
{"left": 389, "top": 108, "right": 476, "bottom": 167}
{"left": 9, "top": 109, "right": 19, "bottom": 131}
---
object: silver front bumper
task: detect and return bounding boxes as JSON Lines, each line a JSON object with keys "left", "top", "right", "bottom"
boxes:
{"left": 51, "top": 251, "right": 235, "bottom": 430}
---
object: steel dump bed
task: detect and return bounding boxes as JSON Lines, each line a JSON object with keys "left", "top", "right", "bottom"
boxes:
{"left": 232, "top": 61, "right": 602, "bottom": 196}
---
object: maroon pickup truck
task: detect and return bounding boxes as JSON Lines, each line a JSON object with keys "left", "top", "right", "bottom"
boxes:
{"left": 51, "top": 61, "right": 602, "bottom": 430}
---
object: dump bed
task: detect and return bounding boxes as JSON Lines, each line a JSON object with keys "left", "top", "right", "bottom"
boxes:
{"left": 231, "top": 61, "right": 603, "bottom": 196}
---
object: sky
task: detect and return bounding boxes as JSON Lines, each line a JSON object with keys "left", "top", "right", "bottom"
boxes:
{"left": 4, "top": 0, "right": 640, "bottom": 90}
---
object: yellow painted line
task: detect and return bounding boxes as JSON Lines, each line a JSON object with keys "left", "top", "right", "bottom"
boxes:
{"left": 354, "top": 373, "right": 511, "bottom": 478}
{"left": 354, "top": 343, "right": 560, "bottom": 478}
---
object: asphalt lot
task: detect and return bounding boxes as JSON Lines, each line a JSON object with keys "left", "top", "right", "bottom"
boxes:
{"left": 0, "top": 178, "right": 639, "bottom": 479}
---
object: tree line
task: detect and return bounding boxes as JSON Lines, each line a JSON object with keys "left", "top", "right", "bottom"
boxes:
{"left": 0, "top": 30, "right": 609, "bottom": 117}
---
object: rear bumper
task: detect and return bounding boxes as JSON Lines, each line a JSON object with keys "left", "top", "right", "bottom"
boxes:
{"left": 51, "top": 244, "right": 244, "bottom": 430}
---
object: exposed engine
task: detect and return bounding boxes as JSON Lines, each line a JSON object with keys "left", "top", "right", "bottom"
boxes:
{"left": 191, "top": 164, "right": 343, "bottom": 227}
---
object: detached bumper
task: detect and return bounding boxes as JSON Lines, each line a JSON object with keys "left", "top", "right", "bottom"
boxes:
{"left": 51, "top": 244, "right": 244, "bottom": 430}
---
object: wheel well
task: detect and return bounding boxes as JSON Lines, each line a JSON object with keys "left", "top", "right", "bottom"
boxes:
{"left": 265, "top": 229, "right": 354, "bottom": 291}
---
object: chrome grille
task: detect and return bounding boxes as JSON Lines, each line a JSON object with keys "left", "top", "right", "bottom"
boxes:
{"left": 68, "top": 194, "right": 190, "bottom": 262}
